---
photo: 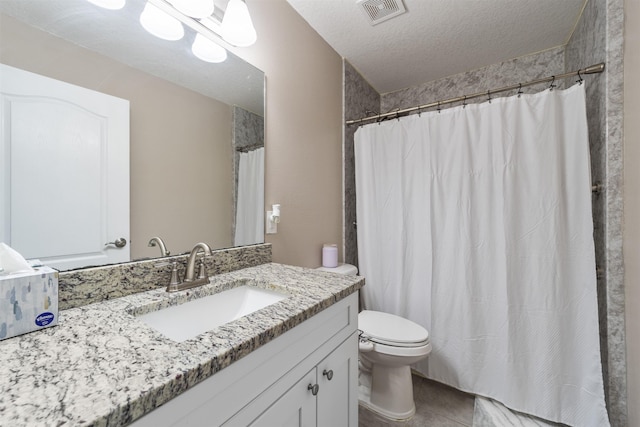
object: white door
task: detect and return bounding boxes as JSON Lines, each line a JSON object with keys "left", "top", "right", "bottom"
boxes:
{"left": 0, "top": 64, "right": 129, "bottom": 270}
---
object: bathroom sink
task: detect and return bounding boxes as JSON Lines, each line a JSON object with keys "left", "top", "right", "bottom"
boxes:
{"left": 137, "top": 285, "right": 289, "bottom": 342}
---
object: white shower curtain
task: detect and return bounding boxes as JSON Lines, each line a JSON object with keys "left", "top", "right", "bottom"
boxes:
{"left": 234, "top": 147, "right": 264, "bottom": 246}
{"left": 355, "top": 84, "right": 609, "bottom": 426}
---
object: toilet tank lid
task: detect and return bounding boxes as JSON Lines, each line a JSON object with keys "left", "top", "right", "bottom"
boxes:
{"left": 358, "top": 310, "right": 429, "bottom": 345}
{"left": 316, "top": 263, "right": 358, "bottom": 275}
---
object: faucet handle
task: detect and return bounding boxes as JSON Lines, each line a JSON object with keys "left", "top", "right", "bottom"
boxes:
{"left": 197, "top": 259, "right": 208, "bottom": 280}
{"left": 156, "top": 261, "right": 182, "bottom": 283}
{"left": 165, "top": 262, "right": 182, "bottom": 292}
{"left": 170, "top": 262, "right": 181, "bottom": 285}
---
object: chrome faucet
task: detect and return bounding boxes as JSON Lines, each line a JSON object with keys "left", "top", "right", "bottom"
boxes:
{"left": 166, "top": 242, "right": 212, "bottom": 292}
{"left": 148, "top": 236, "right": 170, "bottom": 257}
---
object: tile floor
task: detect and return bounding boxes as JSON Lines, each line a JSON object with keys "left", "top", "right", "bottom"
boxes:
{"left": 358, "top": 374, "right": 475, "bottom": 427}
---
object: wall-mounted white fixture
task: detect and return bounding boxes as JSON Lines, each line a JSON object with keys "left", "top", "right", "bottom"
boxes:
{"left": 140, "top": 1, "right": 185, "bottom": 41}
{"left": 192, "top": 33, "right": 228, "bottom": 63}
{"left": 266, "top": 204, "right": 280, "bottom": 234}
{"left": 87, "top": 0, "right": 256, "bottom": 50}
{"left": 271, "top": 204, "right": 281, "bottom": 223}
{"left": 137, "top": 0, "right": 257, "bottom": 64}
{"left": 87, "top": 0, "right": 126, "bottom": 9}
{"left": 220, "top": 0, "right": 257, "bottom": 47}
{"left": 168, "top": 0, "right": 214, "bottom": 19}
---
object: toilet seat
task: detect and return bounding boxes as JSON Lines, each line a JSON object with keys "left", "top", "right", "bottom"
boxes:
{"left": 360, "top": 339, "right": 432, "bottom": 358}
{"left": 358, "top": 310, "right": 429, "bottom": 348}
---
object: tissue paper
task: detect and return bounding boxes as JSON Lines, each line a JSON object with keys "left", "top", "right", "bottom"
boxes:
{"left": 0, "top": 266, "right": 58, "bottom": 340}
{"left": 0, "top": 243, "right": 34, "bottom": 274}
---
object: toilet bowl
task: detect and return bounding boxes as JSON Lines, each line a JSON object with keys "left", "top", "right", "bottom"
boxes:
{"left": 358, "top": 310, "right": 431, "bottom": 420}
{"left": 316, "top": 263, "right": 432, "bottom": 421}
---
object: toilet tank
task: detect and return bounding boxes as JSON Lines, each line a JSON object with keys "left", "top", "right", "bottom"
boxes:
{"left": 316, "top": 263, "right": 358, "bottom": 276}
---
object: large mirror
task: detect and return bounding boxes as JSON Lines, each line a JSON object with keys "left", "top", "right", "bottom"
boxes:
{"left": 0, "top": 0, "right": 265, "bottom": 270}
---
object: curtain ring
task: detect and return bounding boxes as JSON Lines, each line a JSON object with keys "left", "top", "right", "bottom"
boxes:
{"left": 577, "top": 70, "right": 584, "bottom": 85}
{"left": 487, "top": 89, "right": 492, "bottom": 103}
{"left": 437, "top": 101, "right": 441, "bottom": 113}
{"left": 377, "top": 113, "right": 381, "bottom": 125}
{"left": 462, "top": 95, "right": 467, "bottom": 108}
{"left": 517, "top": 83, "right": 523, "bottom": 98}
{"left": 418, "top": 106, "right": 423, "bottom": 117}
{"left": 549, "top": 76, "right": 556, "bottom": 91}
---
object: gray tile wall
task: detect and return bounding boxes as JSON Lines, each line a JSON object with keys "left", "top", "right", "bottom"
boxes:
{"left": 343, "top": 60, "right": 380, "bottom": 267}
{"left": 565, "top": 0, "right": 626, "bottom": 425}
{"left": 380, "top": 47, "right": 565, "bottom": 113}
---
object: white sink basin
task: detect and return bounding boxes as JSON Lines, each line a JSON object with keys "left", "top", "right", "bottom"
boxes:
{"left": 138, "top": 285, "right": 289, "bottom": 342}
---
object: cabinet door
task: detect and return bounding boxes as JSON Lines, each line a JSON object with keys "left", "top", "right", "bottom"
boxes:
{"left": 249, "top": 368, "right": 317, "bottom": 427}
{"left": 317, "top": 332, "right": 358, "bottom": 427}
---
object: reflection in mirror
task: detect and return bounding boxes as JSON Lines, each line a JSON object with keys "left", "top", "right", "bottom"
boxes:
{"left": 0, "top": 0, "right": 265, "bottom": 271}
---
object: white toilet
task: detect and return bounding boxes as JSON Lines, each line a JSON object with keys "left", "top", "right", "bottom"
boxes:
{"left": 357, "top": 310, "right": 431, "bottom": 420}
{"left": 316, "top": 263, "right": 432, "bottom": 421}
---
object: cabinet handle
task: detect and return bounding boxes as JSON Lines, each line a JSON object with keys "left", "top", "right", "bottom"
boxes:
{"left": 308, "top": 383, "right": 319, "bottom": 396}
{"left": 322, "top": 369, "right": 334, "bottom": 381}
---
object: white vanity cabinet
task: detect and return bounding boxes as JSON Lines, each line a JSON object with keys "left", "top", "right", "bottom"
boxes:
{"left": 232, "top": 332, "right": 357, "bottom": 426}
{"left": 131, "top": 292, "right": 359, "bottom": 427}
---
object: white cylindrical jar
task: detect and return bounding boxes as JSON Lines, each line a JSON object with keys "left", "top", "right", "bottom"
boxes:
{"left": 322, "top": 243, "right": 338, "bottom": 268}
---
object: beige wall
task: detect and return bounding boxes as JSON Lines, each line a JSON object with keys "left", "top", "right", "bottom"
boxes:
{"left": 229, "top": 0, "right": 344, "bottom": 267}
{"left": 624, "top": 0, "right": 639, "bottom": 424}
{"left": 2, "top": 0, "right": 344, "bottom": 268}
{"left": 0, "top": 15, "right": 234, "bottom": 260}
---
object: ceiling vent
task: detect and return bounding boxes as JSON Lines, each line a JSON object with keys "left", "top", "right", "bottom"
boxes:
{"left": 356, "top": 0, "right": 406, "bottom": 26}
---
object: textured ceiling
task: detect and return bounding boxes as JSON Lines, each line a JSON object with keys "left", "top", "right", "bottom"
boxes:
{"left": 286, "top": 0, "right": 586, "bottom": 94}
{"left": 0, "top": 0, "right": 264, "bottom": 115}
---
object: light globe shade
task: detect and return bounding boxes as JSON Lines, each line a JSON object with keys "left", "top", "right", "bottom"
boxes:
{"left": 220, "top": 0, "right": 257, "bottom": 47}
{"left": 168, "top": 0, "right": 214, "bottom": 19}
{"left": 140, "top": 2, "right": 184, "bottom": 41}
{"left": 87, "top": 0, "right": 126, "bottom": 10}
{"left": 192, "top": 34, "right": 228, "bottom": 63}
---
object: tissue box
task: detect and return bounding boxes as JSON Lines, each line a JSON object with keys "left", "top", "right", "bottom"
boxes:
{"left": 0, "top": 267, "right": 58, "bottom": 340}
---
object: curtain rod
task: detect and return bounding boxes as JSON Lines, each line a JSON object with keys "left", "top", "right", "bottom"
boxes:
{"left": 346, "top": 62, "right": 605, "bottom": 126}
{"left": 236, "top": 143, "right": 264, "bottom": 153}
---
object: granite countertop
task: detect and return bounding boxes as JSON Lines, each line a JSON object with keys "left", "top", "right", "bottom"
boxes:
{"left": 0, "top": 263, "right": 364, "bottom": 426}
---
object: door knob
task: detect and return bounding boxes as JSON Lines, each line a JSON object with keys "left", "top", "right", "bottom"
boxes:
{"left": 105, "top": 238, "right": 127, "bottom": 248}
{"left": 322, "top": 369, "right": 334, "bottom": 381}
{"left": 307, "top": 383, "right": 319, "bottom": 396}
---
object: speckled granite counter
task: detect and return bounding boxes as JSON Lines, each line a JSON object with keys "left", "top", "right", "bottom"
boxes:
{"left": 0, "top": 263, "right": 364, "bottom": 426}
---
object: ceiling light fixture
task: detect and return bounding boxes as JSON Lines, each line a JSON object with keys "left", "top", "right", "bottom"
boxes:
{"left": 192, "top": 33, "right": 228, "bottom": 63}
{"left": 140, "top": 1, "right": 185, "bottom": 41}
{"left": 168, "top": 0, "right": 214, "bottom": 20}
{"left": 138, "top": 0, "right": 257, "bottom": 64}
{"left": 86, "top": 0, "right": 126, "bottom": 10}
{"left": 220, "top": 0, "right": 257, "bottom": 47}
